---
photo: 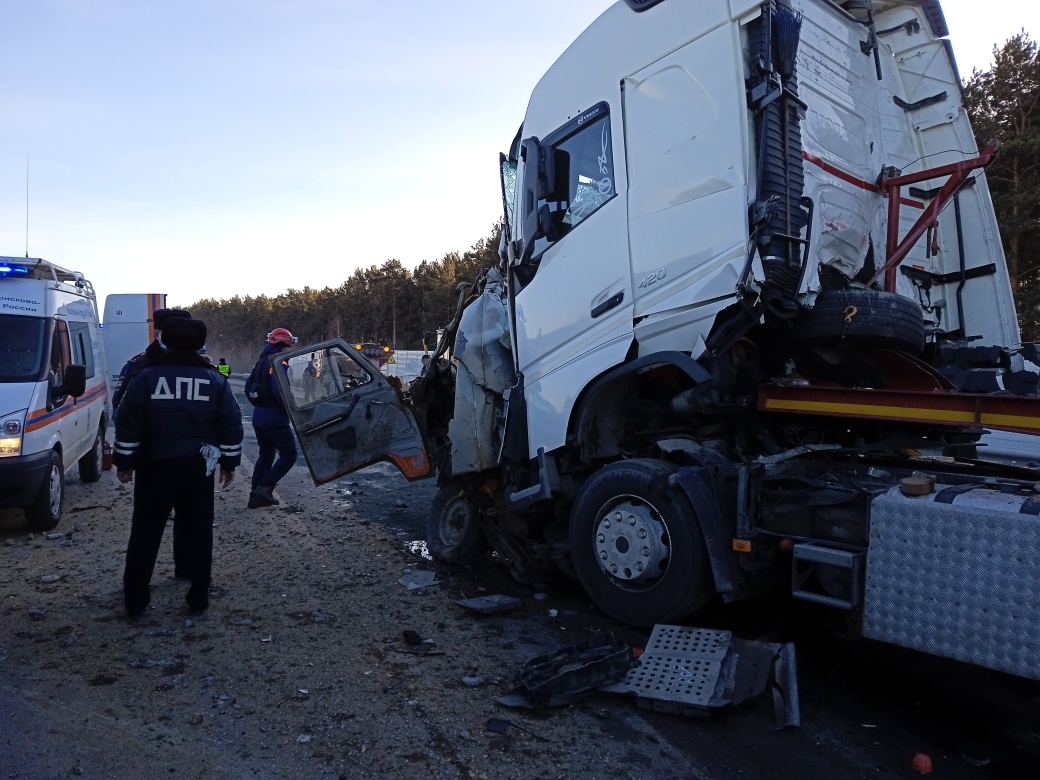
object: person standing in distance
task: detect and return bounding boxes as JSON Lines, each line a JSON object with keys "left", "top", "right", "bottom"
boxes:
{"left": 245, "top": 328, "right": 298, "bottom": 508}
{"left": 217, "top": 358, "right": 231, "bottom": 378}
{"left": 112, "top": 307, "right": 195, "bottom": 580}
{"left": 114, "top": 318, "right": 243, "bottom": 618}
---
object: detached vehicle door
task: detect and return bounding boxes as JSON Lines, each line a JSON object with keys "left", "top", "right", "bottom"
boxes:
{"left": 270, "top": 339, "right": 430, "bottom": 484}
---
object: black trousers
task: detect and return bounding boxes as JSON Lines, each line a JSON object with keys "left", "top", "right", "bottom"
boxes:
{"left": 124, "top": 456, "right": 214, "bottom": 614}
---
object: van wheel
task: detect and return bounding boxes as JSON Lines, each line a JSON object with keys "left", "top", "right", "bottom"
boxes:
{"left": 569, "top": 459, "right": 712, "bottom": 627}
{"left": 79, "top": 425, "right": 103, "bottom": 483}
{"left": 792, "top": 287, "right": 926, "bottom": 354}
{"left": 426, "top": 481, "right": 487, "bottom": 564}
{"left": 25, "top": 450, "right": 64, "bottom": 531}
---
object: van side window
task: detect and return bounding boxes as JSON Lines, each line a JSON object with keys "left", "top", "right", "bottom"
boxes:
{"left": 69, "top": 321, "right": 96, "bottom": 379}
{"left": 50, "top": 320, "right": 72, "bottom": 385}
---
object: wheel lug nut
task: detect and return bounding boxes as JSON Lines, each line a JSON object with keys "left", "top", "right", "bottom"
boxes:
{"left": 638, "top": 529, "right": 647, "bottom": 539}
{"left": 613, "top": 512, "right": 622, "bottom": 522}
{"left": 636, "top": 561, "right": 644, "bottom": 572}
{"left": 597, "top": 534, "right": 605, "bottom": 543}
{"left": 599, "top": 550, "right": 608, "bottom": 560}
{"left": 610, "top": 564, "right": 618, "bottom": 574}
{"left": 603, "top": 520, "right": 610, "bottom": 529}
{"left": 628, "top": 515, "right": 637, "bottom": 526}
{"left": 642, "top": 547, "right": 650, "bottom": 557}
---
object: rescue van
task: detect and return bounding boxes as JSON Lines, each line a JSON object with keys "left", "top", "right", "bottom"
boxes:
{"left": 0, "top": 258, "right": 110, "bottom": 530}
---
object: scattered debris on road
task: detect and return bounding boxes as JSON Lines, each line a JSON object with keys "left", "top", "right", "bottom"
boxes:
{"left": 454, "top": 594, "right": 521, "bottom": 614}
{"left": 498, "top": 631, "right": 634, "bottom": 708}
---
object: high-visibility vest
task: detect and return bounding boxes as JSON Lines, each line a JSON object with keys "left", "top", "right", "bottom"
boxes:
{"left": 218, "top": 363, "right": 230, "bottom": 377}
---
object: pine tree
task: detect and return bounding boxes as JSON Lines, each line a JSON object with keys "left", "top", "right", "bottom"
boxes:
{"left": 964, "top": 31, "right": 1040, "bottom": 339}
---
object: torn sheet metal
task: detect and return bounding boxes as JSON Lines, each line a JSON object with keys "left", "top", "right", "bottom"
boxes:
{"left": 602, "top": 625, "right": 799, "bottom": 724}
{"left": 447, "top": 361, "right": 499, "bottom": 474}
{"left": 453, "top": 269, "right": 516, "bottom": 396}
{"left": 449, "top": 269, "right": 516, "bottom": 475}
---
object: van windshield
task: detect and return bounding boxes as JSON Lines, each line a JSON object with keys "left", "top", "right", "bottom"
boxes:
{"left": 0, "top": 315, "right": 48, "bottom": 383}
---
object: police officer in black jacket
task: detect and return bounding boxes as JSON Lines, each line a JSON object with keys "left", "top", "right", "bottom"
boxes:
{"left": 114, "top": 318, "right": 243, "bottom": 617}
{"left": 111, "top": 307, "right": 192, "bottom": 411}
{"left": 112, "top": 306, "right": 194, "bottom": 578}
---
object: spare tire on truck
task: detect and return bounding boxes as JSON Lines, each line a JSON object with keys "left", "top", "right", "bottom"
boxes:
{"left": 792, "top": 287, "right": 926, "bottom": 355}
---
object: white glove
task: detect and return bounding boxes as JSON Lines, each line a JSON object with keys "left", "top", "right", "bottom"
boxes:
{"left": 200, "top": 444, "right": 221, "bottom": 477}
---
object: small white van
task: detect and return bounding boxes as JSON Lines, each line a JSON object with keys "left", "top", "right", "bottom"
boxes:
{"left": 0, "top": 257, "right": 111, "bottom": 530}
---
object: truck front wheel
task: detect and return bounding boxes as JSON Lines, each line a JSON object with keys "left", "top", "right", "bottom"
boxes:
{"left": 426, "top": 481, "right": 487, "bottom": 565}
{"left": 569, "top": 459, "right": 712, "bottom": 627}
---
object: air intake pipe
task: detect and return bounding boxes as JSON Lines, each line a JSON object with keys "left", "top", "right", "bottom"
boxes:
{"left": 748, "top": 1, "right": 809, "bottom": 319}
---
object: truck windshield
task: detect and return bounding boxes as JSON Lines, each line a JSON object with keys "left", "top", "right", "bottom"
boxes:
{"left": 0, "top": 315, "right": 48, "bottom": 383}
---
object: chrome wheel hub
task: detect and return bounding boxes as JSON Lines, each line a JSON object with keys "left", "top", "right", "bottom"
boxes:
{"left": 593, "top": 497, "right": 670, "bottom": 588}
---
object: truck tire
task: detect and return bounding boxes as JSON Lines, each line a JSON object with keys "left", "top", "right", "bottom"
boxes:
{"left": 78, "top": 424, "right": 103, "bottom": 483}
{"left": 24, "top": 450, "right": 64, "bottom": 532}
{"left": 569, "top": 459, "right": 712, "bottom": 627}
{"left": 793, "top": 288, "right": 926, "bottom": 354}
{"left": 426, "top": 481, "right": 487, "bottom": 565}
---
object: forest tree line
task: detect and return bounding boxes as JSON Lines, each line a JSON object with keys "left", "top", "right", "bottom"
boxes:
{"left": 190, "top": 31, "right": 1040, "bottom": 366}
{"left": 187, "top": 225, "right": 501, "bottom": 368}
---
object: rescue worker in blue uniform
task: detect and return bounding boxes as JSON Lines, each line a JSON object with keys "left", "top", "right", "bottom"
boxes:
{"left": 112, "top": 307, "right": 194, "bottom": 579}
{"left": 114, "top": 318, "right": 243, "bottom": 617}
{"left": 245, "top": 327, "right": 298, "bottom": 508}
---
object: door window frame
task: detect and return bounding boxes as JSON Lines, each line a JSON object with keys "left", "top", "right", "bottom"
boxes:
{"left": 522, "top": 101, "right": 617, "bottom": 263}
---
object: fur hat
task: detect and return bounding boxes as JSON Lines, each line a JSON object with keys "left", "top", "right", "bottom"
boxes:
{"left": 160, "top": 318, "right": 208, "bottom": 351}
{"left": 154, "top": 308, "right": 192, "bottom": 330}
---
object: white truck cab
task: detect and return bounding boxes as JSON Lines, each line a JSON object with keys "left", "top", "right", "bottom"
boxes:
{"left": 0, "top": 258, "right": 111, "bottom": 530}
{"left": 276, "top": 1, "right": 1040, "bottom": 682}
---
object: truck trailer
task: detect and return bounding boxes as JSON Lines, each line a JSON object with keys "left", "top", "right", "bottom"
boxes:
{"left": 270, "top": 0, "right": 1040, "bottom": 681}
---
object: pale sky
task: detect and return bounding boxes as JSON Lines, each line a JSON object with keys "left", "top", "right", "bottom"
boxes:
{"left": 0, "top": 0, "right": 1036, "bottom": 308}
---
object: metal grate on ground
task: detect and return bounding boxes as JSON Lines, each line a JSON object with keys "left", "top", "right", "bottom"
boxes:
{"left": 602, "top": 626, "right": 732, "bottom": 711}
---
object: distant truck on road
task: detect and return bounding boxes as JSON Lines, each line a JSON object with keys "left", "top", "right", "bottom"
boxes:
{"left": 268, "top": 1, "right": 1040, "bottom": 682}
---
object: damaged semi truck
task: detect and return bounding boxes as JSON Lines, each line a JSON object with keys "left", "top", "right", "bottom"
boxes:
{"left": 273, "top": 0, "right": 1040, "bottom": 681}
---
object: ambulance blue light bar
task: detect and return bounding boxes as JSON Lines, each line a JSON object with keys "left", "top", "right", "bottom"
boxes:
{"left": 0, "top": 263, "right": 30, "bottom": 277}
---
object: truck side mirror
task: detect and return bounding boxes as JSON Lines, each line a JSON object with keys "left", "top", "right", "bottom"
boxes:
{"left": 519, "top": 137, "right": 556, "bottom": 264}
{"left": 58, "top": 364, "right": 87, "bottom": 398}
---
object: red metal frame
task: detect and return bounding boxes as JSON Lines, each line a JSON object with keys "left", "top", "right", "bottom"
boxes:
{"left": 871, "top": 140, "right": 1000, "bottom": 291}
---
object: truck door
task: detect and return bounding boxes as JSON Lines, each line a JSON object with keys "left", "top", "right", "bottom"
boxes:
{"left": 269, "top": 339, "right": 430, "bottom": 484}
{"left": 623, "top": 21, "right": 749, "bottom": 355}
{"left": 512, "top": 101, "right": 633, "bottom": 456}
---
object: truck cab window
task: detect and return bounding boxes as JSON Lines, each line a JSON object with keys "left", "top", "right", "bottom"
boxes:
{"left": 500, "top": 154, "right": 517, "bottom": 238}
{"left": 555, "top": 114, "right": 614, "bottom": 230}
{"left": 524, "top": 103, "right": 615, "bottom": 261}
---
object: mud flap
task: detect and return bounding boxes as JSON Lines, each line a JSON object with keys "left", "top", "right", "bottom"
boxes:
{"left": 670, "top": 465, "right": 738, "bottom": 593}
